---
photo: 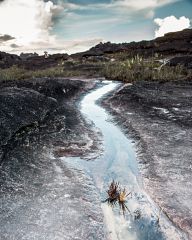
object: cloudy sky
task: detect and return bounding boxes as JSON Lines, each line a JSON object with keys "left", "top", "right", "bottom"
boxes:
{"left": 0, "top": 0, "right": 191, "bottom": 54}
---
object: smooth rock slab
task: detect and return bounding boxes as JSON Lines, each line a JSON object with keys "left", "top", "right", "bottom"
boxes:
{"left": 0, "top": 87, "right": 57, "bottom": 147}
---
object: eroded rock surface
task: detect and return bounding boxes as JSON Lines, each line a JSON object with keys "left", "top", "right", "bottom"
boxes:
{"left": 0, "top": 78, "right": 100, "bottom": 161}
{"left": 102, "top": 81, "right": 192, "bottom": 239}
{"left": 0, "top": 78, "right": 105, "bottom": 240}
{"left": 0, "top": 86, "right": 57, "bottom": 161}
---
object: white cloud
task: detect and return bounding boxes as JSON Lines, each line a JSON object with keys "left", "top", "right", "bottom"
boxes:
{"left": 112, "top": 0, "right": 178, "bottom": 10}
{"left": 57, "top": 0, "right": 180, "bottom": 20}
{"left": 0, "top": 0, "right": 66, "bottom": 52}
{"left": 71, "top": 0, "right": 179, "bottom": 11}
{"left": 0, "top": 0, "right": 63, "bottom": 45}
{"left": 90, "top": 0, "right": 179, "bottom": 19}
{"left": 3, "top": 38, "right": 103, "bottom": 55}
{"left": 0, "top": 0, "right": 103, "bottom": 54}
{"left": 0, "top": 0, "right": 185, "bottom": 54}
{"left": 154, "top": 16, "right": 191, "bottom": 37}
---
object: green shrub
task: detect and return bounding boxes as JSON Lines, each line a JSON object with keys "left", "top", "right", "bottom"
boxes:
{"left": 103, "top": 56, "right": 190, "bottom": 82}
{"left": 0, "top": 65, "right": 84, "bottom": 81}
{"left": 0, "top": 57, "right": 191, "bottom": 83}
{"left": 0, "top": 65, "right": 30, "bottom": 81}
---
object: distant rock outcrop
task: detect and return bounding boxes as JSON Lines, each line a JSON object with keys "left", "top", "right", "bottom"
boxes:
{"left": 168, "top": 55, "right": 192, "bottom": 69}
{"left": 0, "top": 51, "right": 21, "bottom": 68}
{"left": 73, "top": 28, "right": 192, "bottom": 58}
{"left": 0, "top": 29, "right": 192, "bottom": 70}
{"left": 20, "top": 52, "right": 39, "bottom": 60}
{"left": 0, "top": 51, "right": 69, "bottom": 70}
{"left": 18, "top": 53, "right": 69, "bottom": 70}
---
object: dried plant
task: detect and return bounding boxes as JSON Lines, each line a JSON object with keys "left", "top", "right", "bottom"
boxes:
{"left": 103, "top": 180, "right": 131, "bottom": 215}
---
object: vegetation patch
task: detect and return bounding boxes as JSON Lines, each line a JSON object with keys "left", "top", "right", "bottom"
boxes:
{"left": 0, "top": 64, "right": 85, "bottom": 81}
{"left": 103, "top": 55, "right": 192, "bottom": 82}
{"left": 0, "top": 54, "right": 191, "bottom": 82}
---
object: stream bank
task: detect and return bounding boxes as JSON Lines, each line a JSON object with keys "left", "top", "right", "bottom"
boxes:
{"left": 0, "top": 78, "right": 105, "bottom": 240}
{"left": 0, "top": 79, "right": 189, "bottom": 239}
{"left": 101, "top": 80, "right": 192, "bottom": 239}
{"left": 0, "top": 78, "right": 101, "bottom": 163}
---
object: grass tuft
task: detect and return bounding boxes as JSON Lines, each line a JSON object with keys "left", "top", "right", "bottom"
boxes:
{"left": 103, "top": 56, "right": 191, "bottom": 82}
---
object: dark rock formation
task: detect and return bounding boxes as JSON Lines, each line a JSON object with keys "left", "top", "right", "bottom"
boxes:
{"left": 0, "top": 86, "right": 57, "bottom": 160}
{"left": 73, "top": 29, "right": 192, "bottom": 58}
{"left": 20, "top": 52, "right": 39, "bottom": 60}
{"left": 0, "top": 78, "right": 103, "bottom": 240}
{"left": 1, "top": 29, "right": 192, "bottom": 71}
{"left": 168, "top": 55, "right": 192, "bottom": 69}
{"left": 18, "top": 53, "right": 69, "bottom": 70}
{"left": 0, "top": 78, "right": 93, "bottom": 162}
{"left": 0, "top": 51, "right": 21, "bottom": 68}
{"left": 0, "top": 51, "right": 68, "bottom": 70}
{"left": 0, "top": 78, "right": 85, "bottom": 101}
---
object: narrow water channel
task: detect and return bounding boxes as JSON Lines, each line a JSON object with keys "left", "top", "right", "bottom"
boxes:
{"left": 64, "top": 80, "right": 187, "bottom": 240}
{"left": 0, "top": 80, "right": 187, "bottom": 240}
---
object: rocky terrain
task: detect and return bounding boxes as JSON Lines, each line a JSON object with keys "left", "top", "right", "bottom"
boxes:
{"left": 0, "top": 51, "right": 21, "bottom": 69}
{"left": 101, "top": 80, "right": 192, "bottom": 239}
{"left": 73, "top": 28, "right": 192, "bottom": 59}
{"left": 0, "top": 78, "right": 101, "bottom": 164}
{"left": 0, "top": 28, "right": 192, "bottom": 239}
{"left": 0, "top": 86, "right": 57, "bottom": 161}
{"left": 0, "top": 78, "right": 105, "bottom": 240}
{"left": 0, "top": 28, "right": 192, "bottom": 71}
{"left": 168, "top": 55, "right": 192, "bottom": 69}
{"left": 0, "top": 52, "right": 69, "bottom": 70}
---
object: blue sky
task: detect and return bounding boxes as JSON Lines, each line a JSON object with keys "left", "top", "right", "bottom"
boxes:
{"left": 0, "top": 0, "right": 191, "bottom": 54}
{"left": 52, "top": 0, "right": 192, "bottom": 42}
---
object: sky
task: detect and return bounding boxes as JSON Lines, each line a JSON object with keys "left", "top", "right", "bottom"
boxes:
{"left": 0, "top": 0, "right": 191, "bottom": 54}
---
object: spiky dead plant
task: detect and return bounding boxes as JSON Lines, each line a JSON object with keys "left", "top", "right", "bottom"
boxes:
{"left": 105, "top": 180, "right": 120, "bottom": 206}
{"left": 103, "top": 180, "right": 131, "bottom": 215}
{"left": 118, "top": 187, "right": 131, "bottom": 215}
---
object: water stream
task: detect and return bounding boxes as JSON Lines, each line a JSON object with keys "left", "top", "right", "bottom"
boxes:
{"left": 64, "top": 80, "right": 187, "bottom": 240}
{"left": 0, "top": 80, "right": 187, "bottom": 240}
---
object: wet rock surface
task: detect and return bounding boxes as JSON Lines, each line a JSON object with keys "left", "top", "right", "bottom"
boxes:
{"left": 0, "top": 124, "right": 104, "bottom": 239}
{"left": 0, "top": 78, "right": 100, "bottom": 162}
{"left": 0, "top": 87, "right": 57, "bottom": 147}
{"left": 101, "top": 81, "right": 192, "bottom": 239}
{"left": 0, "top": 78, "right": 105, "bottom": 239}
